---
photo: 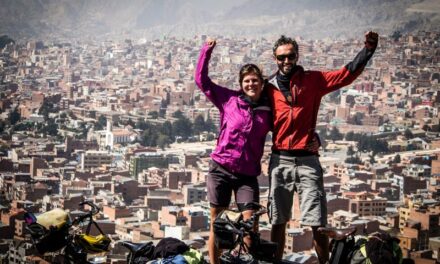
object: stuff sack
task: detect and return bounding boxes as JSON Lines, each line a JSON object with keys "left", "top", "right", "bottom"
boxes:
{"left": 349, "top": 232, "right": 403, "bottom": 264}
{"left": 25, "top": 208, "right": 70, "bottom": 254}
{"left": 213, "top": 210, "right": 241, "bottom": 249}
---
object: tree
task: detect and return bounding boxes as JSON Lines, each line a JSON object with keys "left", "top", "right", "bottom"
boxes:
{"left": 172, "top": 110, "right": 184, "bottom": 119}
{"left": 172, "top": 115, "right": 193, "bottom": 140}
{"left": 95, "top": 115, "right": 107, "bottom": 130}
{"left": 345, "top": 131, "right": 355, "bottom": 141}
{"left": 141, "top": 127, "right": 159, "bottom": 146}
{"left": 79, "top": 122, "right": 88, "bottom": 139}
{"left": 148, "top": 111, "right": 159, "bottom": 119}
{"left": 39, "top": 119, "right": 58, "bottom": 136}
{"left": 0, "top": 142, "right": 9, "bottom": 156}
{"left": 205, "top": 117, "right": 217, "bottom": 133}
{"left": 393, "top": 154, "right": 401, "bottom": 164}
{"left": 346, "top": 146, "right": 355, "bottom": 157}
{"left": 126, "top": 118, "right": 135, "bottom": 128}
{"left": 161, "top": 121, "right": 173, "bottom": 138}
{"left": 316, "top": 127, "right": 328, "bottom": 142}
{"left": 345, "top": 155, "right": 362, "bottom": 164}
{"left": 372, "top": 140, "right": 388, "bottom": 155}
{"left": 350, "top": 132, "right": 363, "bottom": 142}
{"left": 391, "top": 31, "right": 402, "bottom": 41}
{"left": 159, "top": 109, "right": 166, "bottom": 118}
{"left": 193, "top": 115, "right": 206, "bottom": 135}
{"left": 329, "top": 126, "right": 343, "bottom": 142}
{"left": 404, "top": 129, "right": 414, "bottom": 139}
{"left": 13, "top": 122, "right": 33, "bottom": 131}
{"left": 204, "top": 133, "right": 214, "bottom": 141}
{"left": 357, "top": 135, "right": 389, "bottom": 155}
{"left": 136, "top": 118, "right": 149, "bottom": 130}
{"left": 369, "top": 154, "right": 376, "bottom": 164}
{"left": 39, "top": 100, "right": 56, "bottom": 119}
{"left": 351, "top": 112, "right": 363, "bottom": 125}
{"left": 328, "top": 90, "right": 340, "bottom": 104}
{"left": 157, "top": 134, "right": 171, "bottom": 150}
{"left": 8, "top": 107, "right": 20, "bottom": 125}
{"left": 0, "top": 35, "right": 14, "bottom": 49}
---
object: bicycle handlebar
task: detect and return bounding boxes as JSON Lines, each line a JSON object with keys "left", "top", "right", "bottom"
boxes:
{"left": 79, "top": 201, "right": 100, "bottom": 215}
{"left": 71, "top": 201, "right": 100, "bottom": 226}
{"left": 249, "top": 207, "right": 266, "bottom": 221}
{"left": 222, "top": 205, "right": 267, "bottom": 235}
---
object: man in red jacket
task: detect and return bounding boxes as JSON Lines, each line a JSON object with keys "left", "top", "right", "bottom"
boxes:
{"left": 266, "top": 32, "right": 378, "bottom": 264}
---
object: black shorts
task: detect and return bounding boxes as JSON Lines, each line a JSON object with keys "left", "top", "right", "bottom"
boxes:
{"left": 207, "top": 160, "right": 259, "bottom": 210}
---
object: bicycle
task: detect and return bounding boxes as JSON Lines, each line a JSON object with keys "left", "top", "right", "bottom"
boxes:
{"left": 213, "top": 204, "right": 278, "bottom": 264}
{"left": 25, "top": 201, "right": 111, "bottom": 264}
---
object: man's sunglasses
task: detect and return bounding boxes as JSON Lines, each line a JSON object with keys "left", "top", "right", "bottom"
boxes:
{"left": 275, "top": 53, "right": 297, "bottom": 61}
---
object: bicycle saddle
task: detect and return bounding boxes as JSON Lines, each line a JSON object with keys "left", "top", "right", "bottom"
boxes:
{"left": 120, "top": 241, "right": 150, "bottom": 252}
{"left": 317, "top": 227, "right": 356, "bottom": 241}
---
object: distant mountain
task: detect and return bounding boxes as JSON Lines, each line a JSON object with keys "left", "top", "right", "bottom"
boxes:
{"left": 0, "top": 0, "right": 439, "bottom": 40}
{"left": 214, "top": 0, "right": 440, "bottom": 38}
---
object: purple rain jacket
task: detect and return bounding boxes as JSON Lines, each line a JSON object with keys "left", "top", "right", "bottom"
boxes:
{"left": 194, "top": 43, "right": 272, "bottom": 177}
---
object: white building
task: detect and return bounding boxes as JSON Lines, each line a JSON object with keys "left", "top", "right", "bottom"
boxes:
{"left": 164, "top": 226, "right": 190, "bottom": 240}
{"left": 94, "top": 120, "right": 139, "bottom": 150}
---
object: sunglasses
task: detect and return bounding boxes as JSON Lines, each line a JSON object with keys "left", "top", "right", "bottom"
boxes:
{"left": 276, "top": 53, "right": 297, "bottom": 61}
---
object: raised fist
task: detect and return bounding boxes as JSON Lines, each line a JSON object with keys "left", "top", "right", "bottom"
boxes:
{"left": 206, "top": 37, "right": 216, "bottom": 49}
{"left": 365, "top": 31, "right": 379, "bottom": 50}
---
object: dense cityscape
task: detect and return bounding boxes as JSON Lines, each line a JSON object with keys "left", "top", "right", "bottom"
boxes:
{"left": 0, "top": 30, "right": 439, "bottom": 263}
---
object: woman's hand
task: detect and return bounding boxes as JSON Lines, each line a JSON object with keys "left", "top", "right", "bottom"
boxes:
{"left": 206, "top": 37, "right": 216, "bottom": 49}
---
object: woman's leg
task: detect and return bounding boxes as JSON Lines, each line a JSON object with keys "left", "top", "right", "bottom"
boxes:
{"left": 209, "top": 206, "right": 228, "bottom": 264}
{"left": 206, "top": 160, "right": 233, "bottom": 264}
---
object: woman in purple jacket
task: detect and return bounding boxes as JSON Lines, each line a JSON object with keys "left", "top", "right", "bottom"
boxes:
{"left": 195, "top": 38, "right": 272, "bottom": 264}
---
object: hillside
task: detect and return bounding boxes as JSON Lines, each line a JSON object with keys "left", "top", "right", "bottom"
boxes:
{"left": 0, "top": 0, "right": 438, "bottom": 40}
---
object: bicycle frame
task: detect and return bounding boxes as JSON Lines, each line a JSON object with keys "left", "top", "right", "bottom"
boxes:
{"left": 329, "top": 235, "right": 356, "bottom": 264}
{"left": 216, "top": 205, "right": 277, "bottom": 264}
{"left": 65, "top": 201, "right": 109, "bottom": 263}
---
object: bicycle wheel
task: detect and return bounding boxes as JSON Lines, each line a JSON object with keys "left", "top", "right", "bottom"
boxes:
{"left": 220, "top": 251, "right": 257, "bottom": 264}
{"left": 64, "top": 243, "right": 89, "bottom": 264}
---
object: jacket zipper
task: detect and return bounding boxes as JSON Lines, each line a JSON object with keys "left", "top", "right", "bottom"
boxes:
{"left": 289, "top": 107, "right": 293, "bottom": 149}
{"left": 289, "top": 84, "right": 297, "bottom": 149}
{"left": 238, "top": 105, "right": 254, "bottom": 163}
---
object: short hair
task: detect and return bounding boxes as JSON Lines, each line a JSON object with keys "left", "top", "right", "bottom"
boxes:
{"left": 239, "top": 64, "right": 263, "bottom": 88}
{"left": 273, "top": 35, "right": 299, "bottom": 56}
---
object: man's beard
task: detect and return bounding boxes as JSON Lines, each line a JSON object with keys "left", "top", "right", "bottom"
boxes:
{"left": 279, "top": 63, "right": 296, "bottom": 76}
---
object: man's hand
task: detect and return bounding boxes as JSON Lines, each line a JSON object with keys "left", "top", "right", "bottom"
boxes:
{"left": 364, "top": 31, "right": 379, "bottom": 50}
{"left": 206, "top": 37, "right": 216, "bottom": 49}
{"left": 305, "top": 133, "right": 321, "bottom": 153}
